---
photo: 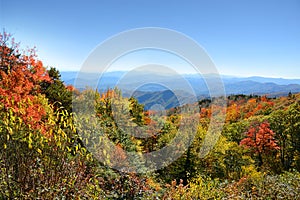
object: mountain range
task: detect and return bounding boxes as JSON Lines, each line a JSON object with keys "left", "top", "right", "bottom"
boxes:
{"left": 61, "top": 71, "right": 300, "bottom": 109}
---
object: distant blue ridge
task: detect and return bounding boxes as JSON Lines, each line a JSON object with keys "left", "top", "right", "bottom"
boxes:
{"left": 62, "top": 71, "right": 300, "bottom": 109}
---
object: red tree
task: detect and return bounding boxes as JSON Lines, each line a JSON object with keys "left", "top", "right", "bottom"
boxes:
{"left": 240, "top": 121, "right": 279, "bottom": 167}
{"left": 0, "top": 32, "right": 51, "bottom": 134}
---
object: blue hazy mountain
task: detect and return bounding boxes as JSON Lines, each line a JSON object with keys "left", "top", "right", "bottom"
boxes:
{"left": 61, "top": 70, "right": 300, "bottom": 109}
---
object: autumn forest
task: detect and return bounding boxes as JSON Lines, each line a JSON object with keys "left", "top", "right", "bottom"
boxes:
{"left": 1, "top": 32, "right": 300, "bottom": 199}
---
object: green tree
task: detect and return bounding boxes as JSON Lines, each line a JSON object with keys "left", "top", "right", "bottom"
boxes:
{"left": 40, "top": 67, "right": 73, "bottom": 112}
{"left": 269, "top": 102, "right": 300, "bottom": 171}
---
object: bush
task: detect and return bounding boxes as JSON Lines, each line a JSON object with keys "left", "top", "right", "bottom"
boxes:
{"left": 225, "top": 171, "right": 300, "bottom": 199}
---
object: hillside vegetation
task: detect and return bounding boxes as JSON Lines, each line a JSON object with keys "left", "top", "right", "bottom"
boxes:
{"left": 1, "top": 33, "right": 300, "bottom": 199}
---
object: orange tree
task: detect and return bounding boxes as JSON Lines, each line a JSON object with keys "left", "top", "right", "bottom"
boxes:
{"left": 0, "top": 32, "right": 102, "bottom": 198}
{"left": 240, "top": 121, "right": 279, "bottom": 169}
{"left": 0, "top": 32, "right": 51, "bottom": 134}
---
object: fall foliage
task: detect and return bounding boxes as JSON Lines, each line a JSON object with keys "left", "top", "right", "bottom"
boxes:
{"left": 240, "top": 122, "right": 279, "bottom": 155}
{"left": 0, "top": 32, "right": 51, "bottom": 134}
{"left": 240, "top": 121, "right": 280, "bottom": 168}
{"left": 1, "top": 33, "right": 300, "bottom": 199}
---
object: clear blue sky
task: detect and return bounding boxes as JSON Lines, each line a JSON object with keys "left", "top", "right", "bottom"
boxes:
{"left": 1, "top": 0, "right": 299, "bottom": 78}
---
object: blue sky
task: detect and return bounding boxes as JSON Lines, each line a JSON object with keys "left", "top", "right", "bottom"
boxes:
{"left": 1, "top": 0, "right": 300, "bottom": 78}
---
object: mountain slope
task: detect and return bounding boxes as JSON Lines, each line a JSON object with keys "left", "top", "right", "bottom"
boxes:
{"left": 61, "top": 71, "right": 300, "bottom": 108}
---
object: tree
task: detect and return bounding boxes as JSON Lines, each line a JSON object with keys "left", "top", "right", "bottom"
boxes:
{"left": 0, "top": 32, "right": 97, "bottom": 198}
{"left": 40, "top": 67, "right": 73, "bottom": 112}
{"left": 0, "top": 31, "right": 51, "bottom": 133}
{"left": 240, "top": 121, "right": 279, "bottom": 168}
{"left": 268, "top": 102, "right": 300, "bottom": 171}
{"left": 286, "top": 103, "right": 300, "bottom": 170}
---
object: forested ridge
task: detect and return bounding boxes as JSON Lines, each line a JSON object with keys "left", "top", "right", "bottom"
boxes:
{"left": 1, "top": 33, "right": 300, "bottom": 199}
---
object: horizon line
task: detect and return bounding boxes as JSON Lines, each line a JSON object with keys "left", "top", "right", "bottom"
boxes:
{"left": 58, "top": 70, "right": 300, "bottom": 80}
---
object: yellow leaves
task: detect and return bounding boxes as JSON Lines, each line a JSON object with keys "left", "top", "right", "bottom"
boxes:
{"left": 7, "top": 127, "right": 13, "bottom": 135}
{"left": 241, "top": 164, "right": 263, "bottom": 180}
{"left": 37, "top": 148, "right": 42, "bottom": 154}
{"left": 214, "top": 135, "right": 231, "bottom": 154}
{"left": 86, "top": 153, "right": 93, "bottom": 162}
{"left": 66, "top": 146, "right": 71, "bottom": 153}
{"left": 56, "top": 141, "right": 62, "bottom": 148}
{"left": 49, "top": 129, "right": 53, "bottom": 137}
{"left": 28, "top": 132, "right": 33, "bottom": 149}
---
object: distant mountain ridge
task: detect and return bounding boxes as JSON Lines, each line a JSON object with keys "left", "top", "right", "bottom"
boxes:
{"left": 61, "top": 71, "right": 300, "bottom": 109}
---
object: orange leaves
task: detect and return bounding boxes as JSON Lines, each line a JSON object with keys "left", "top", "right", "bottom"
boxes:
{"left": 31, "top": 60, "right": 51, "bottom": 83}
{"left": 226, "top": 103, "right": 240, "bottom": 123}
{"left": 100, "top": 89, "right": 117, "bottom": 100}
{"left": 0, "top": 32, "right": 51, "bottom": 135}
{"left": 240, "top": 122, "right": 279, "bottom": 155}
{"left": 144, "top": 115, "right": 152, "bottom": 125}
{"left": 226, "top": 96, "right": 275, "bottom": 120}
{"left": 248, "top": 99, "right": 257, "bottom": 104}
{"left": 200, "top": 107, "right": 212, "bottom": 118}
{"left": 65, "top": 85, "right": 75, "bottom": 92}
